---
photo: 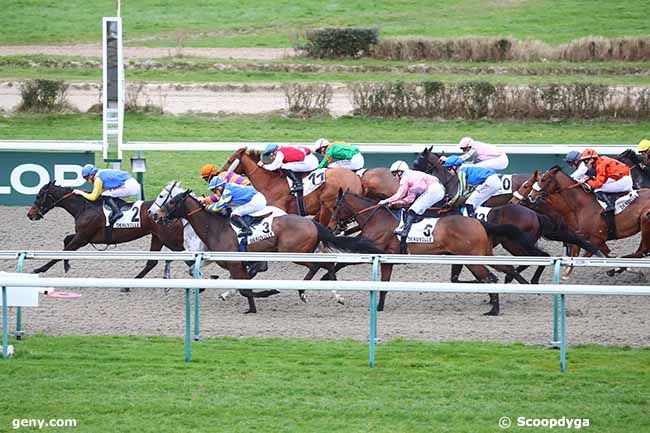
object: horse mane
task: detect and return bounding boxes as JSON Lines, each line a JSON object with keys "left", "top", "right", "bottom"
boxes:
{"left": 246, "top": 149, "right": 262, "bottom": 161}
{"left": 617, "top": 149, "right": 641, "bottom": 165}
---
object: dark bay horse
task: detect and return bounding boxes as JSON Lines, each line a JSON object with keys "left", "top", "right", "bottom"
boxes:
{"left": 148, "top": 181, "right": 382, "bottom": 314}
{"left": 26, "top": 181, "right": 186, "bottom": 280}
{"left": 220, "top": 148, "right": 363, "bottom": 226}
{"left": 333, "top": 190, "right": 536, "bottom": 315}
{"left": 412, "top": 146, "right": 530, "bottom": 207}
{"left": 528, "top": 166, "right": 650, "bottom": 264}
{"left": 616, "top": 149, "right": 650, "bottom": 189}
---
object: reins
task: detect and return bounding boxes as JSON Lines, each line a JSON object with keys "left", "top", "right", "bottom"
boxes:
{"left": 39, "top": 190, "right": 75, "bottom": 216}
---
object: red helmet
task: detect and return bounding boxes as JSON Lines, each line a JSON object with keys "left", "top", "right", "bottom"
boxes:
{"left": 579, "top": 149, "right": 599, "bottom": 161}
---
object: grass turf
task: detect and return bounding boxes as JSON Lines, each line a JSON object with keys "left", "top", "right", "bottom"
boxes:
{"left": 1, "top": 336, "right": 648, "bottom": 432}
{"left": 2, "top": 0, "right": 649, "bottom": 46}
{"left": 1, "top": 113, "right": 648, "bottom": 195}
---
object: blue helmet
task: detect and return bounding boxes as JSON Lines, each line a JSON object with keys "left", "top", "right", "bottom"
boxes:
{"left": 563, "top": 150, "right": 581, "bottom": 163}
{"left": 81, "top": 164, "right": 98, "bottom": 177}
{"left": 442, "top": 155, "right": 464, "bottom": 168}
{"left": 208, "top": 176, "right": 226, "bottom": 190}
{"left": 263, "top": 143, "right": 279, "bottom": 155}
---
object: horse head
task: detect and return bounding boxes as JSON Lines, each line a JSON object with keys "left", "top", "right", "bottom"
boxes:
{"left": 219, "top": 147, "right": 249, "bottom": 174}
{"left": 617, "top": 149, "right": 643, "bottom": 167}
{"left": 148, "top": 181, "right": 192, "bottom": 223}
{"left": 509, "top": 171, "right": 539, "bottom": 204}
{"left": 27, "top": 181, "right": 72, "bottom": 220}
{"left": 528, "top": 166, "right": 572, "bottom": 203}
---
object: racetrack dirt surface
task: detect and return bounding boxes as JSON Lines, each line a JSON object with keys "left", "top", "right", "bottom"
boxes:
{"left": 1, "top": 205, "right": 648, "bottom": 346}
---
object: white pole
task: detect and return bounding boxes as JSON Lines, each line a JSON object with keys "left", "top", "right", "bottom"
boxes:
{"left": 117, "top": 0, "right": 121, "bottom": 17}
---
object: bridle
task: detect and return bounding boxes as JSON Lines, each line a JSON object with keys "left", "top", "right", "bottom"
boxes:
{"left": 36, "top": 185, "right": 75, "bottom": 217}
{"left": 333, "top": 192, "right": 395, "bottom": 233}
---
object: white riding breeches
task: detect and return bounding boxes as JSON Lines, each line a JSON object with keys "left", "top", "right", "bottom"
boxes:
{"left": 101, "top": 177, "right": 140, "bottom": 198}
{"left": 282, "top": 154, "right": 319, "bottom": 172}
{"left": 409, "top": 183, "right": 446, "bottom": 215}
{"left": 475, "top": 153, "right": 509, "bottom": 170}
{"left": 595, "top": 175, "right": 633, "bottom": 194}
{"left": 466, "top": 174, "right": 502, "bottom": 208}
{"left": 328, "top": 153, "right": 365, "bottom": 170}
{"left": 231, "top": 193, "right": 267, "bottom": 217}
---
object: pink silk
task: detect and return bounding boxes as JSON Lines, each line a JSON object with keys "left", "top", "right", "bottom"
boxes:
{"left": 385, "top": 170, "right": 440, "bottom": 204}
{"left": 473, "top": 141, "right": 504, "bottom": 160}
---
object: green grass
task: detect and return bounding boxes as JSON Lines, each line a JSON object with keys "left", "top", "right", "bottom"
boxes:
{"left": 2, "top": 0, "right": 649, "bottom": 46}
{"left": 2, "top": 112, "right": 649, "bottom": 195}
{"left": 1, "top": 336, "right": 648, "bottom": 432}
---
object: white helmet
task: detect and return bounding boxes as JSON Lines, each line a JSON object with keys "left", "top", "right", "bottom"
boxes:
{"left": 314, "top": 138, "right": 330, "bottom": 149}
{"left": 390, "top": 160, "right": 409, "bottom": 174}
{"left": 459, "top": 136, "right": 473, "bottom": 150}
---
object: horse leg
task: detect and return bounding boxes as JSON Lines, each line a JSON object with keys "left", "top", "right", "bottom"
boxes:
{"left": 33, "top": 234, "right": 84, "bottom": 274}
{"left": 615, "top": 213, "right": 650, "bottom": 275}
{"left": 466, "top": 264, "right": 500, "bottom": 316}
{"left": 300, "top": 263, "right": 322, "bottom": 303}
{"left": 450, "top": 264, "right": 463, "bottom": 282}
{"left": 320, "top": 270, "right": 344, "bottom": 305}
{"left": 135, "top": 235, "right": 164, "bottom": 279}
{"left": 377, "top": 263, "right": 393, "bottom": 312}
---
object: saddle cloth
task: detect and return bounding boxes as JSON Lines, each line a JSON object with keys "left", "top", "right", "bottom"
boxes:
{"left": 461, "top": 206, "right": 492, "bottom": 222}
{"left": 396, "top": 212, "right": 440, "bottom": 243}
{"left": 494, "top": 174, "right": 513, "bottom": 195}
{"left": 286, "top": 168, "right": 327, "bottom": 197}
{"left": 596, "top": 190, "right": 639, "bottom": 215}
{"left": 103, "top": 200, "right": 143, "bottom": 229}
{"left": 229, "top": 206, "right": 286, "bottom": 244}
{"left": 182, "top": 219, "right": 208, "bottom": 251}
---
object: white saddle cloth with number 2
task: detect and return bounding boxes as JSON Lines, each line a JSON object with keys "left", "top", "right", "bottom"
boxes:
{"left": 103, "top": 201, "right": 143, "bottom": 228}
{"left": 286, "top": 169, "right": 327, "bottom": 197}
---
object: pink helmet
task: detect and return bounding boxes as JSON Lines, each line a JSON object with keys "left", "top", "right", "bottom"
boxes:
{"left": 459, "top": 137, "right": 473, "bottom": 150}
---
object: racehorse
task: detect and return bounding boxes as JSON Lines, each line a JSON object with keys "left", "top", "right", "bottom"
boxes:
{"left": 616, "top": 149, "right": 650, "bottom": 189}
{"left": 527, "top": 166, "right": 650, "bottom": 266}
{"left": 148, "top": 181, "right": 382, "bottom": 314}
{"left": 26, "top": 181, "right": 187, "bottom": 281}
{"left": 360, "top": 168, "right": 399, "bottom": 199}
{"left": 333, "top": 190, "right": 537, "bottom": 315}
{"left": 220, "top": 148, "right": 363, "bottom": 227}
{"left": 412, "top": 146, "right": 530, "bottom": 206}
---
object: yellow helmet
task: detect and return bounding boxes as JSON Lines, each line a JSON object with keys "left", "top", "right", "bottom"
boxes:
{"left": 637, "top": 139, "right": 650, "bottom": 153}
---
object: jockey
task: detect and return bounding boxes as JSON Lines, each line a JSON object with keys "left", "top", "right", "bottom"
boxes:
{"left": 258, "top": 143, "right": 319, "bottom": 194}
{"left": 637, "top": 139, "right": 650, "bottom": 166}
{"left": 73, "top": 164, "right": 140, "bottom": 225}
{"left": 563, "top": 151, "right": 589, "bottom": 181}
{"left": 378, "top": 160, "right": 445, "bottom": 238}
{"left": 200, "top": 177, "right": 267, "bottom": 237}
{"left": 458, "top": 137, "right": 509, "bottom": 170}
{"left": 579, "top": 148, "right": 632, "bottom": 203}
{"left": 442, "top": 155, "right": 501, "bottom": 217}
{"left": 199, "top": 164, "right": 251, "bottom": 186}
{"left": 315, "top": 138, "right": 365, "bottom": 171}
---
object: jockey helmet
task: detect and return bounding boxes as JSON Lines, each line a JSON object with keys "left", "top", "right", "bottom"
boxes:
{"left": 81, "top": 164, "right": 98, "bottom": 178}
{"left": 389, "top": 160, "right": 409, "bottom": 175}
{"left": 442, "top": 155, "right": 464, "bottom": 167}
{"left": 200, "top": 164, "right": 218, "bottom": 180}
{"left": 637, "top": 139, "right": 650, "bottom": 153}
{"left": 263, "top": 143, "right": 279, "bottom": 155}
{"left": 458, "top": 136, "right": 473, "bottom": 150}
{"left": 314, "top": 138, "right": 330, "bottom": 152}
{"left": 563, "top": 150, "right": 581, "bottom": 163}
{"left": 208, "top": 177, "right": 226, "bottom": 191}
{"left": 579, "top": 149, "right": 599, "bottom": 161}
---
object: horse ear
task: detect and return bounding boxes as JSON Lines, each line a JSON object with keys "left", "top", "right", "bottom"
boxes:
{"left": 337, "top": 188, "right": 344, "bottom": 199}
{"left": 428, "top": 145, "right": 433, "bottom": 152}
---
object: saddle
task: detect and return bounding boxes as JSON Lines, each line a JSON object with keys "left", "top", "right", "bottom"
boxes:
{"left": 594, "top": 190, "right": 639, "bottom": 240}
{"left": 242, "top": 212, "right": 272, "bottom": 226}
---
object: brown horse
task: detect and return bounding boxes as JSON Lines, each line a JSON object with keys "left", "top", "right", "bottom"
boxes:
{"left": 26, "top": 181, "right": 187, "bottom": 280}
{"left": 220, "top": 148, "right": 363, "bottom": 227}
{"left": 333, "top": 190, "right": 534, "bottom": 315}
{"left": 148, "top": 181, "right": 382, "bottom": 313}
{"left": 528, "top": 166, "right": 650, "bottom": 264}
{"left": 412, "top": 146, "right": 530, "bottom": 207}
{"left": 360, "top": 168, "right": 399, "bottom": 199}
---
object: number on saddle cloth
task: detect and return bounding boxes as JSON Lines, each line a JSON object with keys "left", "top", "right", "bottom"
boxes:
{"left": 103, "top": 200, "right": 143, "bottom": 229}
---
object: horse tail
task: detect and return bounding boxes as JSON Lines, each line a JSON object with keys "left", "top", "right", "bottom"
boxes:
{"left": 480, "top": 221, "right": 542, "bottom": 256}
{"left": 536, "top": 213, "right": 602, "bottom": 256}
{"left": 313, "top": 222, "right": 384, "bottom": 254}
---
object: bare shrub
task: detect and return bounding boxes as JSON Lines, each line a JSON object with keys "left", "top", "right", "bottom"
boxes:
{"left": 125, "top": 82, "right": 163, "bottom": 114}
{"left": 283, "top": 83, "right": 332, "bottom": 117}
{"left": 18, "top": 79, "right": 71, "bottom": 112}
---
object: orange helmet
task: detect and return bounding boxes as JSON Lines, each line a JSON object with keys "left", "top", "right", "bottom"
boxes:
{"left": 579, "top": 149, "right": 599, "bottom": 161}
{"left": 200, "top": 164, "right": 218, "bottom": 180}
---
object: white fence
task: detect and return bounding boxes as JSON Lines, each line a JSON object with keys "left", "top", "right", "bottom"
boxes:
{"left": 2, "top": 251, "right": 650, "bottom": 371}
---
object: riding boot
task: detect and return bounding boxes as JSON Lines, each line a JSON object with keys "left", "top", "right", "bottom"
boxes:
{"left": 595, "top": 192, "right": 617, "bottom": 240}
{"left": 465, "top": 204, "right": 475, "bottom": 218}
{"left": 394, "top": 210, "right": 417, "bottom": 238}
{"left": 105, "top": 197, "right": 123, "bottom": 225}
{"left": 284, "top": 170, "right": 303, "bottom": 194}
{"left": 231, "top": 214, "right": 253, "bottom": 237}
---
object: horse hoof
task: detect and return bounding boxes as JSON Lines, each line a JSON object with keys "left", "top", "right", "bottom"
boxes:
{"left": 219, "top": 293, "right": 228, "bottom": 301}
{"left": 606, "top": 269, "right": 616, "bottom": 277}
{"left": 300, "top": 293, "right": 308, "bottom": 304}
{"left": 210, "top": 275, "right": 220, "bottom": 279}
{"left": 120, "top": 288, "right": 130, "bottom": 293}
{"left": 484, "top": 309, "right": 499, "bottom": 316}
{"left": 63, "top": 261, "right": 71, "bottom": 273}
{"left": 336, "top": 297, "right": 345, "bottom": 305}
{"left": 244, "top": 309, "right": 256, "bottom": 314}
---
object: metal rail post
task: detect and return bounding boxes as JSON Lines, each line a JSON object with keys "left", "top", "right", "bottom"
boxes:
{"left": 185, "top": 288, "right": 191, "bottom": 362}
{"left": 2, "top": 286, "right": 7, "bottom": 359}
{"left": 15, "top": 253, "right": 25, "bottom": 340}
{"left": 560, "top": 294, "right": 567, "bottom": 373}
{"left": 369, "top": 256, "right": 380, "bottom": 368}
{"left": 193, "top": 254, "right": 203, "bottom": 341}
{"left": 552, "top": 259, "right": 561, "bottom": 348}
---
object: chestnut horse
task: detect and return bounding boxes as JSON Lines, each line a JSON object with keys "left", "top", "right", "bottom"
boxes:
{"left": 148, "top": 181, "right": 382, "bottom": 313}
{"left": 27, "top": 181, "right": 187, "bottom": 280}
{"left": 220, "top": 148, "right": 362, "bottom": 227}
{"left": 333, "top": 190, "right": 536, "bottom": 315}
